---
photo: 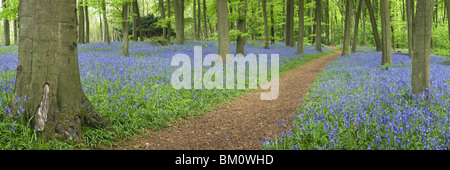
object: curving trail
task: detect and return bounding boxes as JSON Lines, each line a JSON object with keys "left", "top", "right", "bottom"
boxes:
{"left": 117, "top": 47, "right": 341, "bottom": 150}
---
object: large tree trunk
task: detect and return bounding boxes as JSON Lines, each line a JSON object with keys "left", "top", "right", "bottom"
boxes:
{"left": 380, "top": 0, "right": 392, "bottom": 65}
{"left": 85, "top": 3, "right": 90, "bottom": 44}
{"left": 285, "top": 0, "right": 294, "bottom": 47}
{"left": 342, "top": 0, "right": 353, "bottom": 56}
{"left": 412, "top": 0, "right": 433, "bottom": 96}
{"left": 365, "top": 0, "right": 381, "bottom": 51}
{"left": 315, "top": 0, "right": 322, "bottom": 52}
{"left": 78, "top": 0, "right": 85, "bottom": 44}
{"left": 122, "top": 2, "right": 130, "bottom": 57}
{"left": 236, "top": 0, "right": 247, "bottom": 55}
{"left": 203, "top": 0, "right": 208, "bottom": 39}
{"left": 263, "top": 0, "right": 269, "bottom": 49}
{"left": 297, "top": 0, "right": 305, "bottom": 54}
{"left": 217, "top": 0, "right": 230, "bottom": 61}
{"left": 102, "top": 0, "right": 110, "bottom": 45}
{"left": 2, "top": 0, "right": 10, "bottom": 46}
{"left": 9, "top": 0, "right": 110, "bottom": 141}
{"left": 174, "top": 0, "right": 185, "bottom": 45}
{"left": 352, "top": 0, "right": 363, "bottom": 52}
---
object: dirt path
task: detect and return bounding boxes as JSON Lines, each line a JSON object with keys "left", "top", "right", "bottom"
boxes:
{"left": 118, "top": 47, "right": 341, "bottom": 150}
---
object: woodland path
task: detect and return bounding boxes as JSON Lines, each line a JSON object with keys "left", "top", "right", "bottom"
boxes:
{"left": 116, "top": 47, "right": 341, "bottom": 150}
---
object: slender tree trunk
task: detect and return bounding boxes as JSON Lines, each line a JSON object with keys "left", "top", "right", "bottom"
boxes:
{"left": 134, "top": 0, "right": 144, "bottom": 41}
{"left": 365, "top": 0, "right": 381, "bottom": 51}
{"left": 13, "top": 20, "right": 17, "bottom": 45}
{"left": 217, "top": 0, "right": 230, "bottom": 60}
{"left": 159, "top": 0, "right": 166, "bottom": 40}
{"left": 167, "top": 0, "right": 171, "bottom": 41}
{"left": 315, "top": 0, "right": 322, "bottom": 52}
{"left": 286, "top": 0, "right": 294, "bottom": 46}
{"left": 132, "top": 0, "right": 138, "bottom": 41}
{"left": 380, "top": 0, "right": 391, "bottom": 65}
{"left": 99, "top": 11, "right": 103, "bottom": 42}
{"left": 102, "top": 0, "right": 110, "bottom": 45}
{"left": 342, "top": 0, "right": 353, "bottom": 56}
{"left": 352, "top": 0, "right": 363, "bottom": 52}
{"left": 9, "top": 0, "right": 110, "bottom": 141}
{"left": 362, "top": 0, "right": 367, "bottom": 46}
{"left": 236, "top": 0, "right": 247, "bottom": 54}
{"left": 297, "top": 0, "right": 305, "bottom": 54}
{"left": 174, "top": 0, "right": 185, "bottom": 45}
{"left": 2, "top": 0, "right": 10, "bottom": 46}
{"left": 85, "top": 3, "right": 90, "bottom": 44}
{"left": 78, "top": 0, "right": 85, "bottom": 44}
{"left": 270, "top": 2, "right": 275, "bottom": 44}
{"left": 446, "top": 0, "right": 450, "bottom": 45}
{"left": 412, "top": 0, "right": 433, "bottom": 96}
{"left": 197, "top": 0, "right": 201, "bottom": 39}
{"left": 325, "top": 0, "right": 329, "bottom": 45}
{"left": 193, "top": 0, "right": 197, "bottom": 41}
{"left": 122, "top": 2, "right": 130, "bottom": 57}
{"left": 263, "top": 0, "right": 269, "bottom": 49}
{"left": 203, "top": 0, "right": 208, "bottom": 39}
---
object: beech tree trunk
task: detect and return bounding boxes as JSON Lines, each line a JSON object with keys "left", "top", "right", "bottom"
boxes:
{"left": 217, "top": 0, "right": 230, "bottom": 60}
{"left": 315, "top": 0, "right": 322, "bottom": 52}
{"left": 78, "top": 0, "right": 85, "bottom": 44}
{"left": 193, "top": 0, "right": 197, "bottom": 41}
{"left": 365, "top": 0, "right": 381, "bottom": 51}
{"left": 2, "top": 0, "right": 10, "bottom": 46}
{"left": 380, "top": 0, "right": 392, "bottom": 65}
{"left": 132, "top": 0, "right": 138, "bottom": 41}
{"left": 102, "top": 0, "right": 110, "bottom": 45}
{"left": 412, "top": 0, "right": 433, "bottom": 96}
{"left": 445, "top": 0, "right": 450, "bottom": 45}
{"left": 122, "top": 2, "right": 130, "bottom": 57}
{"left": 8, "top": 0, "right": 110, "bottom": 141}
{"left": 342, "top": 0, "right": 353, "bottom": 56}
{"left": 352, "top": 0, "right": 363, "bottom": 52}
{"left": 167, "top": 0, "right": 171, "bottom": 41}
{"left": 263, "top": 0, "right": 269, "bottom": 49}
{"left": 159, "top": 0, "right": 166, "bottom": 40}
{"left": 285, "top": 0, "right": 294, "bottom": 46}
{"left": 297, "top": 0, "right": 305, "bottom": 54}
{"left": 236, "top": 0, "right": 247, "bottom": 55}
{"left": 135, "top": 0, "right": 144, "bottom": 41}
{"left": 203, "top": 0, "right": 208, "bottom": 39}
{"left": 85, "top": 3, "right": 90, "bottom": 44}
{"left": 174, "top": 0, "right": 185, "bottom": 45}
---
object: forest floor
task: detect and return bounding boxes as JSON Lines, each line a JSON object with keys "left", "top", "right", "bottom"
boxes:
{"left": 114, "top": 47, "right": 341, "bottom": 150}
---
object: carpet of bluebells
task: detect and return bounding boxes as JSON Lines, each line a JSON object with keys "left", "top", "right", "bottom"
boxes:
{"left": 263, "top": 52, "right": 450, "bottom": 150}
{"left": 0, "top": 41, "right": 329, "bottom": 149}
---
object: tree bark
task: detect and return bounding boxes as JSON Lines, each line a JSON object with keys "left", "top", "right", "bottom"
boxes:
{"left": 263, "top": 0, "right": 269, "bottom": 49}
{"left": 315, "top": 0, "right": 322, "bottom": 52}
{"left": 362, "top": 0, "right": 367, "bottom": 46}
{"left": 412, "top": 0, "right": 433, "bottom": 96}
{"left": 132, "top": 0, "right": 138, "bottom": 41}
{"left": 380, "top": 0, "right": 391, "bottom": 65}
{"left": 159, "top": 0, "right": 166, "bottom": 40}
{"left": 217, "top": 0, "right": 230, "bottom": 60}
{"left": 2, "top": 0, "right": 10, "bottom": 46}
{"left": 352, "top": 0, "right": 363, "bottom": 52}
{"left": 203, "top": 0, "right": 208, "bottom": 39}
{"left": 270, "top": 2, "right": 275, "bottom": 44}
{"left": 174, "top": 0, "right": 185, "bottom": 45}
{"left": 167, "top": 0, "right": 171, "bottom": 41}
{"left": 102, "top": 0, "right": 110, "bottom": 45}
{"left": 365, "top": 0, "right": 381, "bottom": 51}
{"left": 285, "top": 0, "right": 294, "bottom": 46}
{"left": 446, "top": 0, "right": 450, "bottom": 45}
{"left": 342, "top": 0, "right": 353, "bottom": 56}
{"left": 297, "top": 0, "right": 305, "bottom": 54}
{"left": 122, "top": 2, "right": 130, "bottom": 57}
{"left": 197, "top": 0, "right": 201, "bottom": 39}
{"left": 85, "top": 2, "right": 90, "bottom": 43}
{"left": 78, "top": 0, "right": 85, "bottom": 44}
{"left": 134, "top": 0, "right": 144, "bottom": 41}
{"left": 236, "top": 0, "right": 247, "bottom": 55}
{"left": 9, "top": 0, "right": 110, "bottom": 141}
{"left": 193, "top": 0, "right": 197, "bottom": 41}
